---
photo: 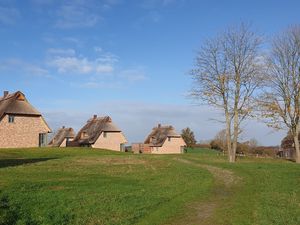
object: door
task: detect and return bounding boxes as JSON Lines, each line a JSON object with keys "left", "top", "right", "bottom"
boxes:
{"left": 120, "top": 143, "right": 125, "bottom": 152}
{"left": 39, "top": 133, "right": 47, "bottom": 147}
{"left": 180, "top": 146, "right": 185, "bottom": 153}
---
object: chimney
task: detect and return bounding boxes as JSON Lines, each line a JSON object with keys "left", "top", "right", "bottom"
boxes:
{"left": 158, "top": 123, "right": 161, "bottom": 128}
{"left": 3, "top": 91, "right": 8, "bottom": 97}
{"left": 62, "top": 126, "right": 65, "bottom": 129}
{"left": 93, "top": 115, "right": 97, "bottom": 119}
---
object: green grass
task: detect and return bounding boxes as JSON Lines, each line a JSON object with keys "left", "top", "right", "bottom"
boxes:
{"left": 182, "top": 152, "right": 300, "bottom": 225}
{"left": 0, "top": 148, "right": 213, "bottom": 225}
{"left": 0, "top": 147, "right": 299, "bottom": 225}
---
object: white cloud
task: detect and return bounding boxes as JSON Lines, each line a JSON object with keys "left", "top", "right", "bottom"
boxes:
{"left": 62, "top": 37, "right": 83, "bottom": 46}
{"left": 135, "top": 0, "right": 185, "bottom": 26}
{"left": 134, "top": 10, "right": 161, "bottom": 27}
{"left": 96, "top": 52, "right": 119, "bottom": 63}
{"left": 45, "top": 48, "right": 147, "bottom": 87}
{"left": 71, "top": 81, "right": 122, "bottom": 89}
{"left": 47, "top": 49, "right": 117, "bottom": 74}
{"left": 119, "top": 69, "right": 148, "bottom": 82}
{"left": 0, "top": 6, "right": 20, "bottom": 25}
{"left": 0, "top": 58, "right": 49, "bottom": 76}
{"left": 49, "top": 56, "right": 94, "bottom": 74}
{"left": 140, "top": 0, "right": 179, "bottom": 9}
{"left": 54, "top": 0, "right": 122, "bottom": 29}
{"left": 95, "top": 64, "right": 114, "bottom": 73}
{"left": 47, "top": 48, "right": 76, "bottom": 56}
{"left": 26, "top": 65, "right": 49, "bottom": 76}
{"left": 94, "top": 46, "right": 103, "bottom": 53}
{"left": 30, "top": 0, "right": 56, "bottom": 5}
{"left": 55, "top": 1, "right": 101, "bottom": 28}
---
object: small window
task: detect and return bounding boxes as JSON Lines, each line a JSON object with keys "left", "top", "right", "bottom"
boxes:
{"left": 103, "top": 132, "right": 107, "bottom": 138}
{"left": 8, "top": 115, "right": 14, "bottom": 123}
{"left": 81, "top": 131, "right": 88, "bottom": 138}
{"left": 168, "top": 137, "right": 171, "bottom": 142}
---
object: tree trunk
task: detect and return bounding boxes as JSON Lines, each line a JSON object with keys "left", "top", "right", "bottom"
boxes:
{"left": 231, "top": 71, "right": 240, "bottom": 163}
{"left": 231, "top": 113, "right": 239, "bottom": 163}
{"left": 293, "top": 126, "right": 300, "bottom": 163}
{"left": 225, "top": 110, "right": 233, "bottom": 162}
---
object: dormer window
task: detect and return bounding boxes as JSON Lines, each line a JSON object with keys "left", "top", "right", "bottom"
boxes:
{"left": 81, "top": 131, "right": 88, "bottom": 138}
{"left": 8, "top": 115, "right": 14, "bottom": 123}
{"left": 16, "top": 93, "right": 25, "bottom": 101}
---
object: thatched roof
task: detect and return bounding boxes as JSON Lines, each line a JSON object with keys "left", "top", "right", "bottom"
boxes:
{"left": 144, "top": 124, "right": 181, "bottom": 147}
{"left": 0, "top": 91, "right": 41, "bottom": 120}
{"left": 72, "top": 115, "right": 121, "bottom": 145}
{"left": 48, "top": 127, "right": 75, "bottom": 147}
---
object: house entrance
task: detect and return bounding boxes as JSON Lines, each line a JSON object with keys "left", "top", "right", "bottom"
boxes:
{"left": 39, "top": 133, "right": 47, "bottom": 147}
{"left": 180, "top": 146, "right": 185, "bottom": 153}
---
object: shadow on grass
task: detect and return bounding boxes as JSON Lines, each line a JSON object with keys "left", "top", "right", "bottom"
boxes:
{"left": 0, "top": 158, "right": 57, "bottom": 169}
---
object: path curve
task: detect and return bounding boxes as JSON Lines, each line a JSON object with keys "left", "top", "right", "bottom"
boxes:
{"left": 170, "top": 158, "right": 240, "bottom": 225}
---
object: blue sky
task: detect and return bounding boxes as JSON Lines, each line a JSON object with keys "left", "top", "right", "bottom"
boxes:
{"left": 1, "top": 0, "right": 299, "bottom": 145}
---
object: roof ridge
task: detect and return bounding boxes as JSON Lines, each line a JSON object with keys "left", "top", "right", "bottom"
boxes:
{"left": 0, "top": 93, "right": 17, "bottom": 102}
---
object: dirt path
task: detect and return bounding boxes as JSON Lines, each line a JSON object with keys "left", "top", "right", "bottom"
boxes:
{"left": 169, "top": 158, "right": 240, "bottom": 225}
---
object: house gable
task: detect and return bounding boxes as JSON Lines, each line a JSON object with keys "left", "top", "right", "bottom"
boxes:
{"left": 92, "top": 131, "right": 127, "bottom": 151}
{"left": 143, "top": 124, "right": 186, "bottom": 154}
{"left": 71, "top": 115, "right": 127, "bottom": 150}
{"left": 48, "top": 127, "right": 75, "bottom": 147}
{"left": 0, "top": 114, "right": 51, "bottom": 148}
{"left": 0, "top": 91, "right": 51, "bottom": 148}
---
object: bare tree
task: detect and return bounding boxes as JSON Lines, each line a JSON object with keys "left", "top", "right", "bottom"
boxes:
{"left": 211, "top": 129, "right": 227, "bottom": 153}
{"left": 249, "top": 138, "right": 259, "bottom": 149}
{"left": 191, "top": 24, "right": 264, "bottom": 162}
{"left": 260, "top": 25, "right": 300, "bottom": 163}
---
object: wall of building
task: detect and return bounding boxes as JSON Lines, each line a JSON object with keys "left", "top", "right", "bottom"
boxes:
{"left": 59, "top": 138, "right": 67, "bottom": 148}
{"left": 0, "top": 115, "right": 50, "bottom": 148}
{"left": 151, "top": 137, "right": 186, "bottom": 154}
{"left": 59, "top": 137, "right": 74, "bottom": 147}
{"left": 92, "top": 132, "right": 127, "bottom": 151}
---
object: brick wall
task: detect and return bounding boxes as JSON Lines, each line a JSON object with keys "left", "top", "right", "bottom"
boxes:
{"left": 132, "top": 143, "right": 151, "bottom": 154}
{"left": 0, "top": 114, "right": 50, "bottom": 148}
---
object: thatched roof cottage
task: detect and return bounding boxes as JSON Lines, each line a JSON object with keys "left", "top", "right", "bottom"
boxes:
{"left": 144, "top": 124, "right": 186, "bottom": 154}
{"left": 0, "top": 91, "right": 51, "bottom": 148}
{"left": 133, "top": 124, "right": 186, "bottom": 154}
{"left": 69, "top": 115, "right": 127, "bottom": 151}
{"left": 48, "top": 126, "right": 75, "bottom": 147}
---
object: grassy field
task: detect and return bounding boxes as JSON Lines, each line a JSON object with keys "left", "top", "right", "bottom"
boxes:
{"left": 0, "top": 148, "right": 299, "bottom": 225}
